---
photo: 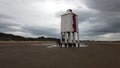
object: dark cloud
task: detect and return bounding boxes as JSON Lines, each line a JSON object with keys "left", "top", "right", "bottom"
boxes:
{"left": 75, "top": 10, "right": 97, "bottom": 23}
{"left": 23, "top": 26, "right": 59, "bottom": 38}
{"left": 0, "top": 13, "right": 20, "bottom": 32}
{"left": 89, "top": 22, "right": 120, "bottom": 35}
{"left": 83, "top": 0, "right": 120, "bottom": 12}
{"left": 80, "top": 15, "right": 120, "bottom": 36}
{"left": 0, "top": 13, "right": 12, "bottom": 19}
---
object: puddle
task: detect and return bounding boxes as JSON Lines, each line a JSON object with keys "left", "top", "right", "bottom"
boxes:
{"left": 47, "top": 45, "right": 57, "bottom": 48}
{"left": 32, "top": 44, "right": 57, "bottom": 48}
{"left": 32, "top": 44, "right": 49, "bottom": 46}
{"left": 80, "top": 44, "right": 88, "bottom": 47}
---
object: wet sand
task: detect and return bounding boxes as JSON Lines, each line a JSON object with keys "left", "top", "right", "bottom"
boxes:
{"left": 0, "top": 41, "right": 120, "bottom": 68}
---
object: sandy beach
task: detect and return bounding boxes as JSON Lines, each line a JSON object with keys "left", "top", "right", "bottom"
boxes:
{"left": 0, "top": 41, "right": 120, "bottom": 68}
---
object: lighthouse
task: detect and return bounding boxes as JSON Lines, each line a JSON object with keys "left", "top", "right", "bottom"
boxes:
{"left": 60, "top": 9, "right": 80, "bottom": 47}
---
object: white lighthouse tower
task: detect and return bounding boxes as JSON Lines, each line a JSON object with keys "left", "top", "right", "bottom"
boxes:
{"left": 60, "top": 9, "right": 80, "bottom": 47}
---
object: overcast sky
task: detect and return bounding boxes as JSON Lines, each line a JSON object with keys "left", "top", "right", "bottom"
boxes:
{"left": 0, "top": 0, "right": 120, "bottom": 41}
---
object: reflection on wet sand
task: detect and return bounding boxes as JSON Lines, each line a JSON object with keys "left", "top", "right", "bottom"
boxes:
{"left": 32, "top": 43, "right": 88, "bottom": 48}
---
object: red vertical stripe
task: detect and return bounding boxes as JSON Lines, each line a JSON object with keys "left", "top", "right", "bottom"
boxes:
{"left": 73, "top": 14, "right": 77, "bottom": 32}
